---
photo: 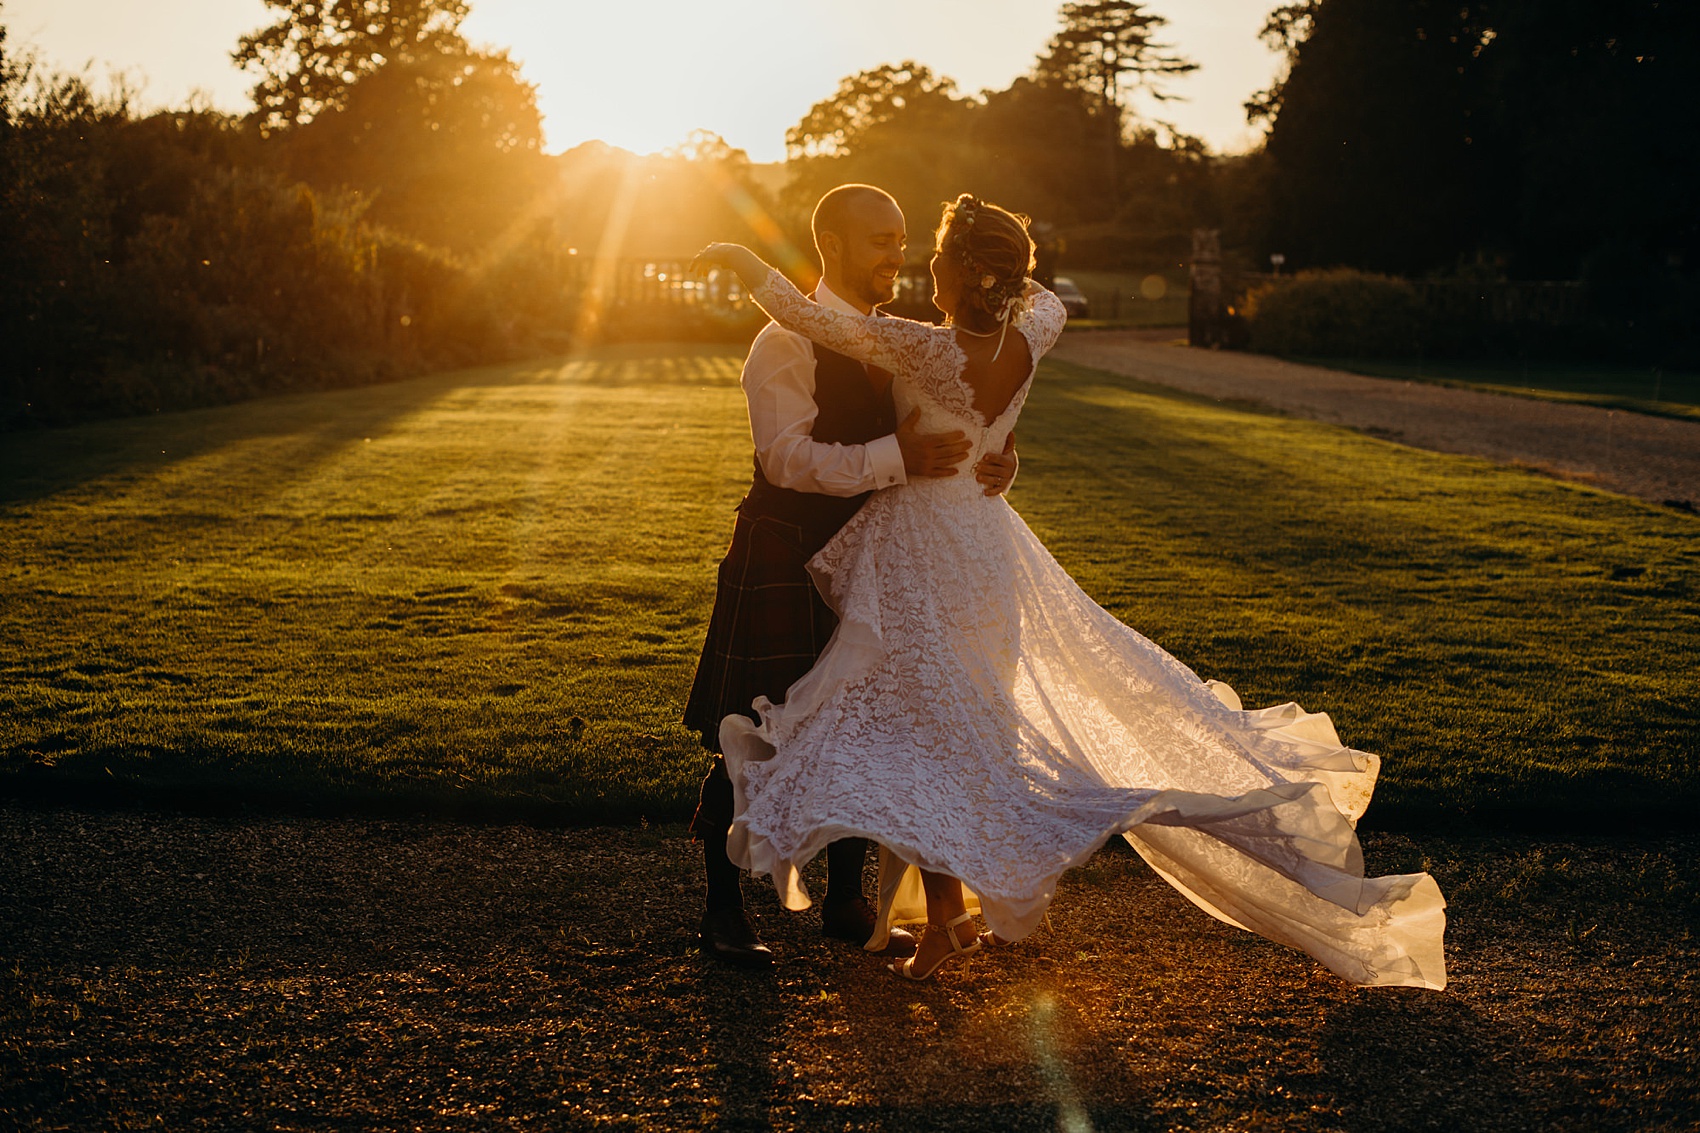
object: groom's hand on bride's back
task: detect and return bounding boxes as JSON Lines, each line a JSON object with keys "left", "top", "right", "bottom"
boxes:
{"left": 975, "top": 431, "right": 1018, "bottom": 497}
{"left": 896, "top": 407, "right": 971, "bottom": 478}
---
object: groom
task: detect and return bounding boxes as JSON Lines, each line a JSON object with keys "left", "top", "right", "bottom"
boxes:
{"left": 684, "top": 183, "right": 1018, "bottom": 966}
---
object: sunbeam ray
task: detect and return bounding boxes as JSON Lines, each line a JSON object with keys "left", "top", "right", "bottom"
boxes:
{"left": 571, "top": 158, "right": 646, "bottom": 344}
{"left": 1030, "top": 992, "right": 1096, "bottom": 1133}
{"left": 696, "top": 159, "right": 816, "bottom": 285}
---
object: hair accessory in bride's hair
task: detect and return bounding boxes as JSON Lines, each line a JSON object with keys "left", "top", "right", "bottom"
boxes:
{"left": 945, "top": 196, "right": 983, "bottom": 269}
{"left": 937, "top": 192, "right": 1036, "bottom": 360}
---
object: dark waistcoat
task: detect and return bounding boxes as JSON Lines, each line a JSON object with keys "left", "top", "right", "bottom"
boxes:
{"left": 739, "top": 343, "right": 896, "bottom": 546}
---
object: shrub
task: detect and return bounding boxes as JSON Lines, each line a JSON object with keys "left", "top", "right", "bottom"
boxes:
{"left": 1244, "top": 269, "right": 1426, "bottom": 357}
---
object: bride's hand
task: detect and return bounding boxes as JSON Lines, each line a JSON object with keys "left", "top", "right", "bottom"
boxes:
{"left": 690, "top": 242, "right": 769, "bottom": 285}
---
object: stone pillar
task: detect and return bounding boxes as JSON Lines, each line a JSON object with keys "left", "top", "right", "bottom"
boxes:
{"left": 1189, "top": 229, "right": 1223, "bottom": 348}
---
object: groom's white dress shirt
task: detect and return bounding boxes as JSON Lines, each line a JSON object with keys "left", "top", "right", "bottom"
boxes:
{"left": 740, "top": 278, "right": 907, "bottom": 497}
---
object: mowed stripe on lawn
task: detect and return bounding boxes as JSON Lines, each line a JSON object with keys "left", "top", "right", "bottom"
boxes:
{"left": 2, "top": 344, "right": 1695, "bottom": 827}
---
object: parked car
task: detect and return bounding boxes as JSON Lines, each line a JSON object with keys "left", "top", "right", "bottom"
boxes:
{"left": 1052, "top": 276, "right": 1091, "bottom": 318}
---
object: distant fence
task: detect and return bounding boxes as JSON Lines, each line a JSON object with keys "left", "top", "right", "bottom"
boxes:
{"left": 564, "top": 258, "right": 750, "bottom": 310}
{"left": 559, "top": 258, "right": 761, "bottom": 342}
{"left": 577, "top": 252, "right": 1684, "bottom": 364}
{"left": 561, "top": 259, "right": 945, "bottom": 337}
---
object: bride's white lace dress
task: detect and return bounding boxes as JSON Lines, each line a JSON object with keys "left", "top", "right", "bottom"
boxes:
{"left": 720, "top": 269, "right": 1446, "bottom": 990}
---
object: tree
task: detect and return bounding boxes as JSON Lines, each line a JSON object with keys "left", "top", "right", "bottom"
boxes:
{"left": 0, "top": 12, "right": 15, "bottom": 122}
{"left": 549, "top": 132, "right": 784, "bottom": 261}
{"left": 1251, "top": 0, "right": 1699, "bottom": 282}
{"left": 971, "top": 76, "right": 1117, "bottom": 224}
{"left": 234, "top": 0, "right": 471, "bottom": 132}
{"left": 783, "top": 62, "right": 978, "bottom": 244}
{"left": 281, "top": 47, "right": 549, "bottom": 252}
{"left": 1244, "top": 2, "right": 1317, "bottom": 126}
{"left": 943, "top": 3, "right": 1204, "bottom": 261}
{"left": 1255, "top": 0, "right": 1499, "bottom": 275}
{"left": 785, "top": 62, "right": 968, "bottom": 160}
{"left": 0, "top": 62, "right": 132, "bottom": 389}
{"left": 1037, "top": 2, "right": 1197, "bottom": 119}
{"left": 1477, "top": 0, "right": 1700, "bottom": 282}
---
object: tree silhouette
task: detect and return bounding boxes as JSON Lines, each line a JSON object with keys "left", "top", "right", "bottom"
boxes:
{"left": 1253, "top": 0, "right": 1699, "bottom": 282}
{"left": 234, "top": 0, "right": 472, "bottom": 132}
{"left": 785, "top": 62, "right": 966, "bottom": 160}
{"left": 282, "top": 47, "right": 547, "bottom": 252}
{"left": 1039, "top": 2, "right": 1197, "bottom": 119}
{"left": 783, "top": 62, "right": 976, "bottom": 245}
{"left": 1244, "top": 2, "right": 1317, "bottom": 126}
{"left": 973, "top": 76, "right": 1117, "bottom": 224}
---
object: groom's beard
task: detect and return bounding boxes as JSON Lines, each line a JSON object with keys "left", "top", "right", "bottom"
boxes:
{"left": 827, "top": 247, "right": 904, "bottom": 311}
{"left": 849, "top": 269, "right": 901, "bottom": 310}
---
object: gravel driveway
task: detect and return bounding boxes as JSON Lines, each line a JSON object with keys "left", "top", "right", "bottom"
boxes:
{"left": 3, "top": 804, "right": 1694, "bottom": 1131}
{"left": 1052, "top": 334, "right": 1700, "bottom": 508}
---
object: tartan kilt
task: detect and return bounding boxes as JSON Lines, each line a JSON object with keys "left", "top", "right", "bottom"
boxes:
{"left": 682, "top": 508, "right": 842, "bottom": 752}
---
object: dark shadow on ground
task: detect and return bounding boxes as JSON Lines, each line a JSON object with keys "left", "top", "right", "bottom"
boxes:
{"left": 2, "top": 808, "right": 1696, "bottom": 1131}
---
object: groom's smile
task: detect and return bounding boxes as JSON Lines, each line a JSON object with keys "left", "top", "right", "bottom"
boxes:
{"left": 844, "top": 231, "right": 905, "bottom": 309}
{"left": 819, "top": 190, "right": 908, "bottom": 312}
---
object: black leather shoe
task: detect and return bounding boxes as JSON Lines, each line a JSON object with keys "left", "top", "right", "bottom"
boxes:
{"left": 881, "top": 925, "right": 918, "bottom": 958}
{"left": 698, "top": 907, "right": 773, "bottom": 968}
{"left": 822, "top": 896, "right": 916, "bottom": 955}
{"left": 820, "top": 895, "right": 880, "bottom": 945}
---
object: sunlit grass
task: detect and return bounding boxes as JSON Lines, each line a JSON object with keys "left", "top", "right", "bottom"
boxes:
{"left": 1, "top": 346, "right": 749, "bottom": 821}
{"left": 1018, "top": 361, "right": 1698, "bottom": 826}
{"left": 2, "top": 345, "right": 1695, "bottom": 827}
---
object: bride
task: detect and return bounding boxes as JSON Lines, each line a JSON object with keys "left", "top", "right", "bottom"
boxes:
{"left": 691, "top": 195, "right": 1446, "bottom": 988}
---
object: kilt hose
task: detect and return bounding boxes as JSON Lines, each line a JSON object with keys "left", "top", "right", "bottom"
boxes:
{"left": 683, "top": 498, "right": 860, "bottom": 840}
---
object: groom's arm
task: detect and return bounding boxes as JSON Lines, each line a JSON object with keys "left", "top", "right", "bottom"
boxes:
{"left": 743, "top": 327, "right": 907, "bottom": 496}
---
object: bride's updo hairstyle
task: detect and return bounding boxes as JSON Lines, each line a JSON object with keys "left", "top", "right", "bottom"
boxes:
{"left": 936, "top": 193, "right": 1035, "bottom": 327}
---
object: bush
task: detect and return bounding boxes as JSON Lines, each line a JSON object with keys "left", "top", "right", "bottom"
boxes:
{"left": 1244, "top": 269, "right": 1426, "bottom": 357}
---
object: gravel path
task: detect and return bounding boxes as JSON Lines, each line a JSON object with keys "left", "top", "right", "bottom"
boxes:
{"left": 3, "top": 804, "right": 1695, "bottom": 1131}
{"left": 1051, "top": 334, "right": 1700, "bottom": 508}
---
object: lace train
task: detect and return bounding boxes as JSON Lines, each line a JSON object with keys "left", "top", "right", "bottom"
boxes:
{"left": 719, "top": 267, "right": 1446, "bottom": 990}
{"left": 722, "top": 484, "right": 1446, "bottom": 990}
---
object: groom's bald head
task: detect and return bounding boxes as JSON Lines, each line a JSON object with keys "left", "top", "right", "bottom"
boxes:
{"left": 812, "top": 184, "right": 906, "bottom": 312}
{"left": 812, "top": 184, "right": 901, "bottom": 251}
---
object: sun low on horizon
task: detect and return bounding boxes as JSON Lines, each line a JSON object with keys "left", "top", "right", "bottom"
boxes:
{"left": 4, "top": 0, "right": 1283, "bottom": 160}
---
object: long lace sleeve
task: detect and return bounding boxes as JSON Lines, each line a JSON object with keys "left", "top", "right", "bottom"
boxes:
{"left": 1018, "top": 284, "right": 1069, "bottom": 358}
{"left": 749, "top": 269, "right": 952, "bottom": 379}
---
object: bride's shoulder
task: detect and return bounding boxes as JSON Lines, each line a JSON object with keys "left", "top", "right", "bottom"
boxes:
{"left": 1020, "top": 285, "right": 1068, "bottom": 332}
{"left": 1023, "top": 284, "right": 1067, "bottom": 320}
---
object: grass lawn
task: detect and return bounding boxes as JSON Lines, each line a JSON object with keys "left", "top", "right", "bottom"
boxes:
{"left": 1304, "top": 356, "right": 1700, "bottom": 421}
{"left": 3, "top": 344, "right": 1695, "bottom": 828}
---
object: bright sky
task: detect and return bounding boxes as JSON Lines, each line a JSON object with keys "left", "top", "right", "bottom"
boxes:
{"left": 4, "top": 0, "right": 1282, "bottom": 158}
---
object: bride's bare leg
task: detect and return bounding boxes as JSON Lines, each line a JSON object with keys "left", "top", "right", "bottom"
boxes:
{"left": 909, "top": 869, "right": 974, "bottom": 969}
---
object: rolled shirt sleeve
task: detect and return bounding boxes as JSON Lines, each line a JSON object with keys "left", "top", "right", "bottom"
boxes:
{"left": 740, "top": 319, "right": 906, "bottom": 497}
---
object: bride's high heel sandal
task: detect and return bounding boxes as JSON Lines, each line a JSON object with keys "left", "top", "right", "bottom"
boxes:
{"left": 887, "top": 912, "right": 981, "bottom": 981}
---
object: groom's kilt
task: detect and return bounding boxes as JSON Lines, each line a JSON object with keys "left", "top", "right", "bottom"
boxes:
{"left": 683, "top": 501, "right": 856, "bottom": 754}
